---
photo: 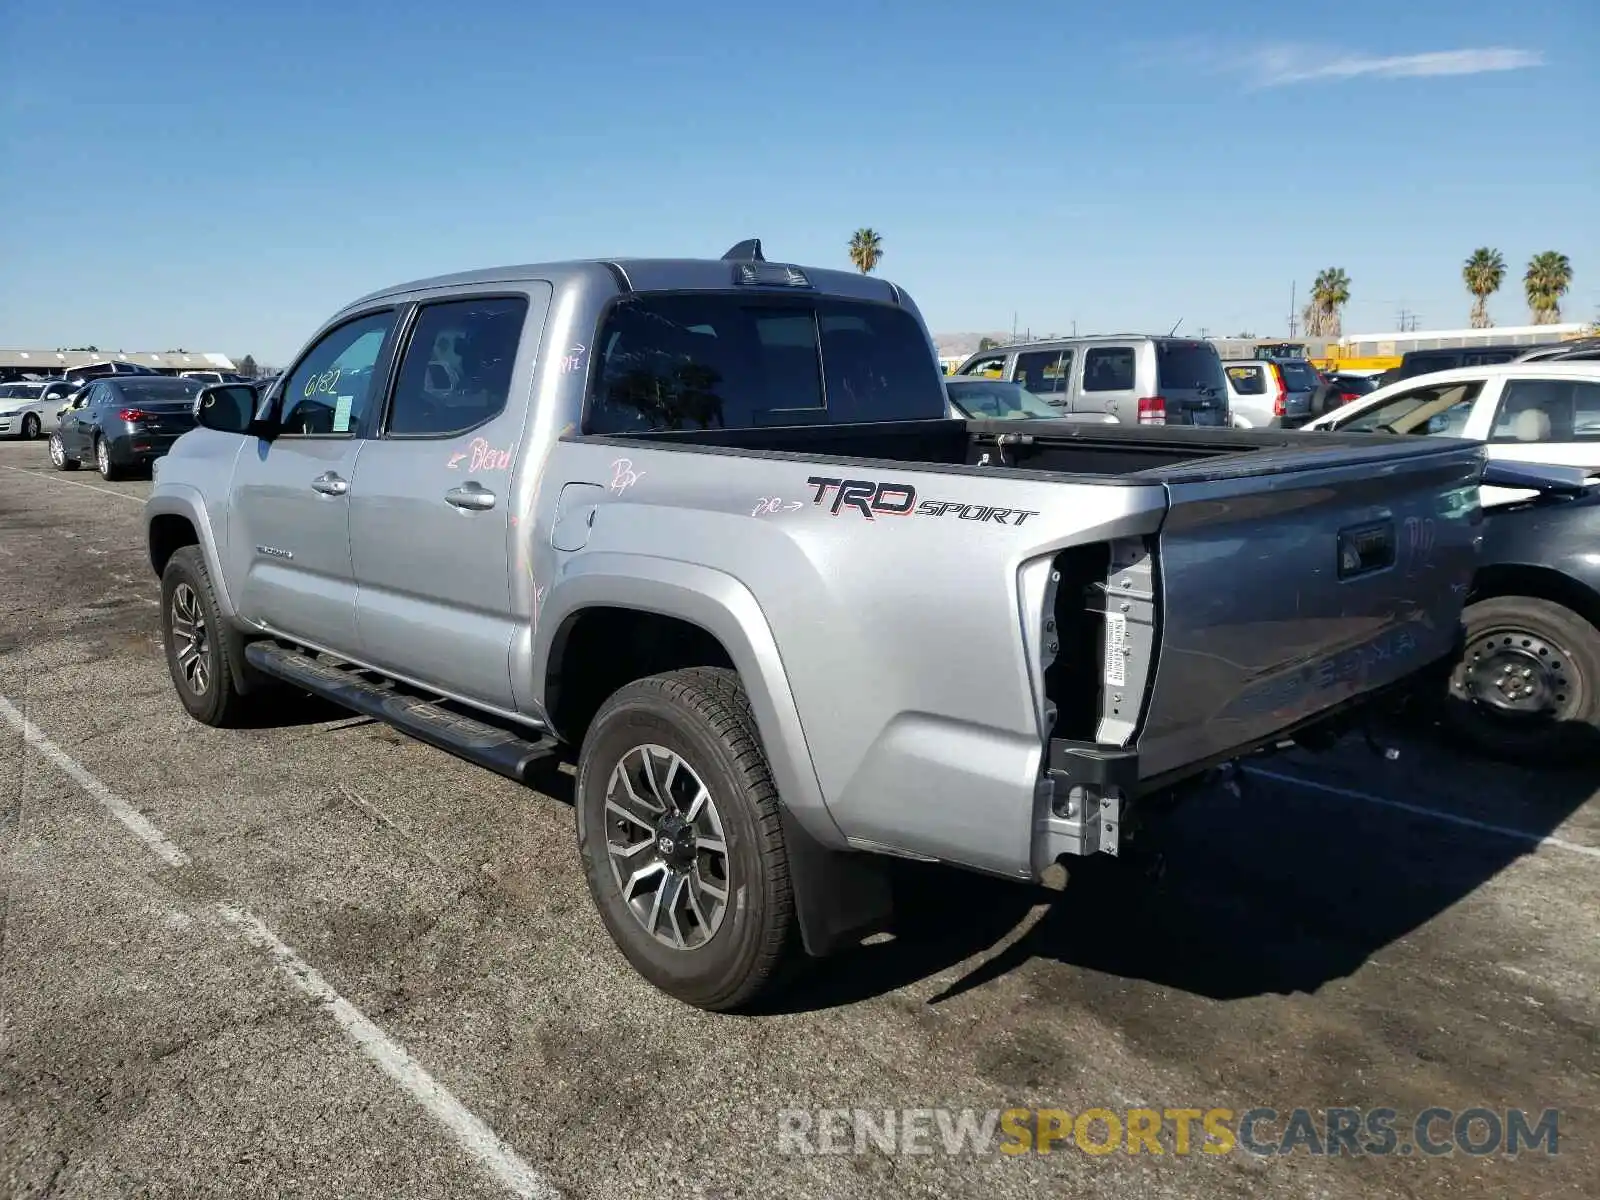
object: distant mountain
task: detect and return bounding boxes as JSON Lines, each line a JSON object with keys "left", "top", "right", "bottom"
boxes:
{"left": 931, "top": 331, "right": 1013, "bottom": 358}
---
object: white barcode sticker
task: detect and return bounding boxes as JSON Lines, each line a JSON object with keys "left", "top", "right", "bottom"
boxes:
{"left": 1103, "top": 612, "right": 1128, "bottom": 687}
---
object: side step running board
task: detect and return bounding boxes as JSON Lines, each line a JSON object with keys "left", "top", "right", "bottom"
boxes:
{"left": 244, "top": 642, "right": 560, "bottom": 783}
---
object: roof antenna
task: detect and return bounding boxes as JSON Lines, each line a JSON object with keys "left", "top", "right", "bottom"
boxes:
{"left": 721, "top": 239, "right": 765, "bottom": 262}
{"left": 1167, "top": 317, "right": 1183, "bottom": 336}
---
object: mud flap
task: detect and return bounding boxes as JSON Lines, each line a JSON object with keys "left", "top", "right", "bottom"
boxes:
{"left": 780, "top": 807, "right": 894, "bottom": 958}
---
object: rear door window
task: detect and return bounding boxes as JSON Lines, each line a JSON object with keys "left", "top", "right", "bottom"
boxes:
{"left": 1490, "top": 378, "right": 1600, "bottom": 443}
{"left": 1012, "top": 349, "right": 1072, "bottom": 398}
{"left": 586, "top": 294, "right": 947, "bottom": 431}
{"left": 1225, "top": 365, "right": 1266, "bottom": 395}
{"left": 1083, "top": 347, "right": 1135, "bottom": 392}
{"left": 384, "top": 296, "right": 528, "bottom": 436}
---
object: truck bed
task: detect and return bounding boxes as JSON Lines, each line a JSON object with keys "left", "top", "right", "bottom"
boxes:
{"left": 591, "top": 415, "right": 1451, "bottom": 482}
{"left": 562, "top": 417, "right": 1483, "bottom": 875}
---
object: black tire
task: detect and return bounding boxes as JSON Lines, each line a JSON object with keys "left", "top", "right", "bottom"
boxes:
{"left": 20, "top": 412, "right": 41, "bottom": 440}
{"left": 95, "top": 435, "right": 121, "bottom": 481}
{"left": 48, "top": 432, "right": 80, "bottom": 471}
{"left": 1442, "top": 596, "right": 1600, "bottom": 765}
{"left": 575, "top": 667, "right": 797, "bottom": 1011}
{"left": 160, "top": 546, "right": 258, "bottom": 727}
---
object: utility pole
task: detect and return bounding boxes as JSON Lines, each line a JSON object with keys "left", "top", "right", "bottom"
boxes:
{"left": 1287, "top": 281, "right": 1298, "bottom": 337}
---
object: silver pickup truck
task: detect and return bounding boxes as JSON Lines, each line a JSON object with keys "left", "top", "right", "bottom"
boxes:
{"left": 145, "top": 241, "right": 1485, "bottom": 1011}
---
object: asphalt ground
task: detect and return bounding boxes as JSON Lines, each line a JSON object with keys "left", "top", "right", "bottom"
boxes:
{"left": 1, "top": 437, "right": 1596, "bottom": 1199}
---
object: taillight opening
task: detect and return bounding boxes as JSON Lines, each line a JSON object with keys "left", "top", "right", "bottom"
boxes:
{"left": 1137, "top": 396, "right": 1166, "bottom": 425}
{"left": 119, "top": 408, "right": 152, "bottom": 422}
{"left": 1270, "top": 366, "right": 1288, "bottom": 417}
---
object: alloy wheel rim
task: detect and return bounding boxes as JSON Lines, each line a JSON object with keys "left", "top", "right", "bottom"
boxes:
{"left": 604, "top": 743, "right": 730, "bottom": 951}
{"left": 1453, "top": 626, "right": 1573, "bottom": 721}
{"left": 23, "top": 414, "right": 39, "bottom": 439}
{"left": 49, "top": 435, "right": 63, "bottom": 466}
{"left": 97, "top": 439, "right": 109, "bottom": 474}
{"left": 171, "top": 583, "right": 210, "bottom": 695}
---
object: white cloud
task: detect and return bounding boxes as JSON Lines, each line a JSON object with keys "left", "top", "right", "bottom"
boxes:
{"left": 1260, "top": 47, "right": 1545, "bottom": 87}
{"left": 1131, "top": 39, "right": 1546, "bottom": 89}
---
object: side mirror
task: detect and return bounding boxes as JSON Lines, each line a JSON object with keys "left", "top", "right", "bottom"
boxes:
{"left": 195, "top": 383, "right": 272, "bottom": 436}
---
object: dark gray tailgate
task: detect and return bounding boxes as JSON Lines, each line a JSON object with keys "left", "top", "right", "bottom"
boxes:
{"left": 1134, "top": 439, "right": 1484, "bottom": 780}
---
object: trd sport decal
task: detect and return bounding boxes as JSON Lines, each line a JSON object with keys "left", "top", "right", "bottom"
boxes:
{"left": 806, "top": 476, "right": 1040, "bottom": 526}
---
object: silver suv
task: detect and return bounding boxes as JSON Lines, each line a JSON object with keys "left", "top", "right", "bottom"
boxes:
{"left": 953, "top": 335, "right": 1230, "bottom": 426}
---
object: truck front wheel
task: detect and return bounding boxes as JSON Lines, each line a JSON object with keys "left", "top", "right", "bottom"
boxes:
{"left": 160, "top": 546, "right": 259, "bottom": 728}
{"left": 1444, "top": 595, "right": 1600, "bottom": 765}
{"left": 575, "top": 667, "right": 797, "bottom": 1011}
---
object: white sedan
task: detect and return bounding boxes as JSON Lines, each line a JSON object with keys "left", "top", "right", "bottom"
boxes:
{"left": 1303, "top": 361, "right": 1600, "bottom": 506}
{"left": 0, "top": 381, "right": 64, "bottom": 441}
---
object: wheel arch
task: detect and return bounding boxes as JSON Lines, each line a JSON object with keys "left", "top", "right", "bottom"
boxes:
{"left": 146, "top": 489, "right": 263, "bottom": 696}
{"left": 536, "top": 555, "right": 840, "bottom": 848}
{"left": 1469, "top": 564, "right": 1600, "bottom": 634}
{"left": 536, "top": 558, "right": 894, "bottom": 957}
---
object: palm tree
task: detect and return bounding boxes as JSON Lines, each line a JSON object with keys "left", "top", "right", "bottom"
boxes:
{"left": 848, "top": 228, "right": 883, "bottom": 274}
{"left": 1462, "top": 248, "right": 1505, "bottom": 329}
{"left": 1524, "top": 251, "right": 1573, "bottom": 325}
{"left": 1301, "top": 268, "right": 1351, "bottom": 337}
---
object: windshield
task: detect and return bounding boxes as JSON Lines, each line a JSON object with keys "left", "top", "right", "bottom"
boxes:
{"left": 1337, "top": 381, "right": 1483, "bottom": 436}
{"left": 946, "top": 380, "right": 1060, "bottom": 419}
{"left": 118, "top": 378, "right": 205, "bottom": 403}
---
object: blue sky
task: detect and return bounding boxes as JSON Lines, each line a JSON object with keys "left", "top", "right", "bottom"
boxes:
{"left": 2, "top": 0, "right": 1596, "bottom": 363}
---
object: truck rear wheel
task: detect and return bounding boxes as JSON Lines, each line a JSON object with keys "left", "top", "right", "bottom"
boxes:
{"left": 575, "top": 667, "right": 797, "bottom": 1011}
{"left": 1443, "top": 596, "right": 1600, "bottom": 765}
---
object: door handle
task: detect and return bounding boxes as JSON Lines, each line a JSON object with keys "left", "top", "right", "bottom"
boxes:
{"left": 311, "top": 472, "right": 349, "bottom": 496}
{"left": 445, "top": 482, "right": 497, "bottom": 511}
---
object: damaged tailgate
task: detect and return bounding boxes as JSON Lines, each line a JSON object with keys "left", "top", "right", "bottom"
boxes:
{"left": 1130, "top": 438, "right": 1484, "bottom": 783}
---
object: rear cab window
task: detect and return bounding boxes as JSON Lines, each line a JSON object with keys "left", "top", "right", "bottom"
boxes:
{"left": 585, "top": 294, "right": 947, "bottom": 432}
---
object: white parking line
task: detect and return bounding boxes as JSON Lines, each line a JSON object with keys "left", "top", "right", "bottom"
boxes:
{"left": 1246, "top": 766, "right": 1600, "bottom": 861}
{"left": 0, "top": 463, "right": 143, "bottom": 503}
{"left": 0, "top": 693, "right": 561, "bottom": 1200}
{"left": 2, "top": 695, "right": 190, "bottom": 868}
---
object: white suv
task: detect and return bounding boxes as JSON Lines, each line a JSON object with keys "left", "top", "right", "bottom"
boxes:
{"left": 1304, "top": 361, "right": 1600, "bottom": 506}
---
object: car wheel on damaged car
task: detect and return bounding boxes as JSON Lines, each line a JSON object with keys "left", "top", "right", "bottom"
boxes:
{"left": 574, "top": 667, "right": 797, "bottom": 1011}
{"left": 1443, "top": 596, "right": 1600, "bottom": 765}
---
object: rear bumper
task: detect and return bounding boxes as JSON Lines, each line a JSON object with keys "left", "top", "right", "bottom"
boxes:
{"left": 1028, "top": 651, "right": 1455, "bottom": 872}
{"left": 107, "top": 431, "right": 184, "bottom": 464}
